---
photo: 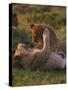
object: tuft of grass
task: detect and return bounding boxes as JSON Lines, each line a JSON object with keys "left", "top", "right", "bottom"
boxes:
{"left": 12, "top": 68, "right": 66, "bottom": 86}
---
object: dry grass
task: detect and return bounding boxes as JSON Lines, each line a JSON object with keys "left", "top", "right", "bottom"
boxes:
{"left": 12, "top": 4, "right": 66, "bottom": 87}
{"left": 12, "top": 68, "right": 66, "bottom": 86}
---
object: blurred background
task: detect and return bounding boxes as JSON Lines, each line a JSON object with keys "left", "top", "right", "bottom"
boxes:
{"left": 12, "top": 3, "right": 66, "bottom": 54}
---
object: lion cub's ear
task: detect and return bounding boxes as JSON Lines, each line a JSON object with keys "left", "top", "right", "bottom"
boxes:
{"left": 31, "top": 24, "right": 35, "bottom": 29}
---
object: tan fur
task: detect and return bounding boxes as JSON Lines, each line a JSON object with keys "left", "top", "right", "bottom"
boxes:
{"left": 13, "top": 25, "right": 65, "bottom": 71}
{"left": 31, "top": 24, "right": 57, "bottom": 52}
{"left": 13, "top": 29, "right": 51, "bottom": 70}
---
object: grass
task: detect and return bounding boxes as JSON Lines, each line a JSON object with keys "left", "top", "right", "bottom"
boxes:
{"left": 12, "top": 4, "right": 66, "bottom": 53}
{"left": 12, "top": 68, "right": 66, "bottom": 86}
{"left": 12, "top": 4, "right": 66, "bottom": 87}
